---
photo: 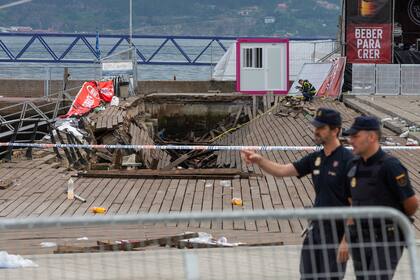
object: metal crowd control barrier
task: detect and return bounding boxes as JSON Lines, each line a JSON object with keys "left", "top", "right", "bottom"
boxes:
{"left": 0, "top": 207, "right": 417, "bottom": 279}
{"left": 351, "top": 64, "right": 376, "bottom": 95}
{"left": 351, "top": 63, "right": 420, "bottom": 96}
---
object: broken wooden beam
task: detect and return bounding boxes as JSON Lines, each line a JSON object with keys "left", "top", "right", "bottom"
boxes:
{"left": 161, "top": 152, "right": 194, "bottom": 171}
{"left": 97, "top": 232, "right": 199, "bottom": 251}
{"left": 54, "top": 233, "right": 200, "bottom": 254}
{"left": 77, "top": 168, "right": 261, "bottom": 179}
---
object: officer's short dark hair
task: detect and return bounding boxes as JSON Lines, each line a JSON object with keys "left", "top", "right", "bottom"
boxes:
{"left": 328, "top": 125, "right": 341, "bottom": 137}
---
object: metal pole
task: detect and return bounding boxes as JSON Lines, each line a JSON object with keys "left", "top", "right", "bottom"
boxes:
{"left": 129, "top": 0, "right": 137, "bottom": 93}
{"left": 210, "top": 42, "right": 213, "bottom": 80}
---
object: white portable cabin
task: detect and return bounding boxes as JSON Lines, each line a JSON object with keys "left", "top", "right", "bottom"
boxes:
{"left": 236, "top": 38, "right": 289, "bottom": 94}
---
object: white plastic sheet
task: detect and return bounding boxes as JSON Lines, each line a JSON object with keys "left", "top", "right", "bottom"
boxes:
{"left": 0, "top": 251, "right": 37, "bottom": 268}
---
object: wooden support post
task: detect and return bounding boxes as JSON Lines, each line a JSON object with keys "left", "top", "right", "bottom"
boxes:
{"left": 25, "top": 121, "right": 39, "bottom": 160}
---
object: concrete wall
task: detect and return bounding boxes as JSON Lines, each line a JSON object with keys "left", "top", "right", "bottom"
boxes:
{"left": 137, "top": 80, "right": 236, "bottom": 94}
{"left": 0, "top": 79, "right": 84, "bottom": 98}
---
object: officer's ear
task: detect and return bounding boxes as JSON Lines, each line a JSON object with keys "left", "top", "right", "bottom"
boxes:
{"left": 367, "top": 131, "right": 380, "bottom": 142}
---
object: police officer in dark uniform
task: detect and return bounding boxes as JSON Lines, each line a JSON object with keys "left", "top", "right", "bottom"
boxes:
{"left": 242, "top": 108, "right": 353, "bottom": 280}
{"left": 343, "top": 116, "right": 418, "bottom": 280}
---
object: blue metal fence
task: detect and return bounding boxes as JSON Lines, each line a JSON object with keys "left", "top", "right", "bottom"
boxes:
{"left": 0, "top": 33, "right": 334, "bottom": 66}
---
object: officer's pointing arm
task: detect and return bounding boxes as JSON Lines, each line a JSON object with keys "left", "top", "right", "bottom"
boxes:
{"left": 241, "top": 150, "right": 299, "bottom": 177}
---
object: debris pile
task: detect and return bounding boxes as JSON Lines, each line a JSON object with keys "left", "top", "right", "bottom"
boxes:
{"left": 272, "top": 96, "right": 317, "bottom": 119}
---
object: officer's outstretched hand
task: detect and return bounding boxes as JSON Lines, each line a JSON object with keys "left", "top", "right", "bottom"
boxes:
{"left": 337, "top": 239, "right": 349, "bottom": 263}
{"left": 241, "top": 150, "right": 263, "bottom": 165}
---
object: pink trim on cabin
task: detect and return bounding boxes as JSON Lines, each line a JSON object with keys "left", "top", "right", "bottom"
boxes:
{"left": 236, "top": 38, "right": 290, "bottom": 95}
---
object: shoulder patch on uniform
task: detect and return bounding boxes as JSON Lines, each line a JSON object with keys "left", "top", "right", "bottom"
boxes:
{"left": 395, "top": 173, "right": 407, "bottom": 187}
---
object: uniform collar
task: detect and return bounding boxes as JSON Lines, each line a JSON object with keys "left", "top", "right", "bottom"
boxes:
{"left": 322, "top": 145, "right": 343, "bottom": 158}
{"left": 363, "top": 147, "right": 384, "bottom": 165}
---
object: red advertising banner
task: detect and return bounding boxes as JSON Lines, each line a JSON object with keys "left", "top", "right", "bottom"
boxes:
{"left": 346, "top": 24, "right": 392, "bottom": 63}
{"left": 63, "top": 80, "right": 114, "bottom": 117}
{"left": 345, "top": 0, "right": 393, "bottom": 64}
{"left": 317, "top": 57, "right": 347, "bottom": 97}
{"left": 98, "top": 80, "right": 114, "bottom": 102}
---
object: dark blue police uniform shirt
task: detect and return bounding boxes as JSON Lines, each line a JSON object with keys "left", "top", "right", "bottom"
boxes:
{"left": 293, "top": 145, "right": 353, "bottom": 207}
{"left": 347, "top": 148, "right": 415, "bottom": 204}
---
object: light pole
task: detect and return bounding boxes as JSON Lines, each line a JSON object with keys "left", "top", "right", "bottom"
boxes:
{"left": 129, "top": 0, "right": 138, "bottom": 92}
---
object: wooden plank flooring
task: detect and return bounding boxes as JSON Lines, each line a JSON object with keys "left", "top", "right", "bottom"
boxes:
{"left": 0, "top": 99, "right": 419, "bottom": 253}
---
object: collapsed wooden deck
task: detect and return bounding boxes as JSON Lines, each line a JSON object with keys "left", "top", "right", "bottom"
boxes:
{"left": 0, "top": 98, "right": 419, "bottom": 254}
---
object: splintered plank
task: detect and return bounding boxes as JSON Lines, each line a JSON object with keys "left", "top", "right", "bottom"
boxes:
{"left": 77, "top": 169, "right": 256, "bottom": 180}
{"left": 161, "top": 152, "right": 193, "bottom": 171}
{"left": 54, "top": 233, "right": 200, "bottom": 254}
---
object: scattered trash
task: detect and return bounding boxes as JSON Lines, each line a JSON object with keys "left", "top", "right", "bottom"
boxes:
{"left": 67, "top": 178, "right": 74, "bottom": 200}
{"left": 91, "top": 207, "right": 107, "bottom": 214}
{"left": 122, "top": 154, "right": 141, "bottom": 169}
{"left": 216, "top": 237, "right": 228, "bottom": 245}
{"left": 73, "top": 193, "right": 87, "bottom": 203}
{"left": 110, "top": 96, "right": 120, "bottom": 107}
{"left": 220, "top": 180, "right": 231, "bottom": 188}
{"left": 56, "top": 119, "right": 86, "bottom": 142}
{"left": 181, "top": 232, "right": 241, "bottom": 247}
{"left": 0, "top": 251, "right": 37, "bottom": 268}
{"left": 231, "top": 197, "right": 243, "bottom": 206}
{"left": 406, "top": 138, "right": 419, "bottom": 146}
{"left": 408, "top": 126, "right": 420, "bottom": 132}
{"left": 93, "top": 106, "right": 106, "bottom": 113}
{"left": 399, "top": 131, "right": 409, "bottom": 138}
{"left": 77, "top": 237, "right": 89, "bottom": 241}
{"left": 40, "top": 242, "right": 57, "bottom": 248}
{"left": 205, "top": 183, "right": 213, "bottom": 188}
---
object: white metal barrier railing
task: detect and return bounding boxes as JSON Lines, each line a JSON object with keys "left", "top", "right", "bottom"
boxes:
{"left": 351, "top": 63, "right": 420, "bottom": 96}
{"left": 0, "top": 207, "right": 417, "bottom": 280}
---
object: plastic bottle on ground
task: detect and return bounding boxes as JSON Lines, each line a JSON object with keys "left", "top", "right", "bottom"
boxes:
{"left": 67, "top": 178, "right": 74, "bottom": 200}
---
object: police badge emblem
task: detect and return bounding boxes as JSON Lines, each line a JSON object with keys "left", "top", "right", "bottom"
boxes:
{"left": 351, "top": 177, "right": 357, "bottom": 188}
